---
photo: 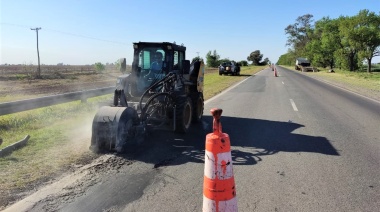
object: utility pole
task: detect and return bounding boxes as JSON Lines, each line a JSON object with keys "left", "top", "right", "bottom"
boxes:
{"left": 196, "top": 52, "right": 200, "bottom": 57}
{"left": 31, "top": 27, "right": 41, "bottom": 78}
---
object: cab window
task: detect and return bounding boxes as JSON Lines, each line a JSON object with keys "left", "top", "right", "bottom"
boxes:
{"left": 138, "top": 48, "right": 165, "bottom": 70}
{"left": 173, "top": 51, "right": 179, "bottom": 70}
{"left": 173, "top": 51, "right": 184, "bottom": 70}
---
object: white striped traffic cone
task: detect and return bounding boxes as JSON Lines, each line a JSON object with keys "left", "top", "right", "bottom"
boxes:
{"left": 203, "top": 108, "right": 237, "bottom": 212}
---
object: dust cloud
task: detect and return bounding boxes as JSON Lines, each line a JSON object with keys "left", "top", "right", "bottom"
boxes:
{"left": 63, "top": 112, "right": 97, "bottom": 160}
{"left": 42, "top": 110, "right": 99, "bottom": 172}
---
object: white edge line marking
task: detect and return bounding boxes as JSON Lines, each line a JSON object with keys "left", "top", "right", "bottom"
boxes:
{"left": 313, "top": 76, "right": 380, "bottom": 104}
{"left": 290, "top": 99, "right": 298, "bottom": 111}
{"left": 280, "top": 66, "right": 380, "bottom": 104}
{"left": 205, "top": 68, "right": 267, "bottom": 104}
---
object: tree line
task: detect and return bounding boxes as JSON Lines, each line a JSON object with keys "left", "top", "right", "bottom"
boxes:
{"left": 278, "top": 10, "right": 380, "bottom": 72}
{"left": 198, "top": 50, "right": 270, "bottom": 68}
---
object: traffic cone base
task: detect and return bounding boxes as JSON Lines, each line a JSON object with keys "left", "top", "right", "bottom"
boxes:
{"left": 203, "top": 195, "right": 238, "bottom": 212}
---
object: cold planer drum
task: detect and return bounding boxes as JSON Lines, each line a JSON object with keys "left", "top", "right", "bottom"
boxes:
{"left": 90, "top": 106, "right": 141, "bottom": 153}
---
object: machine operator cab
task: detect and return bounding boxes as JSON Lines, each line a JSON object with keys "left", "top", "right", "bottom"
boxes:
{"left": 137, "top": 48, "right": 166, "bottom": 91}
{"left": 130, "top": 42, "right": 189, "bottom": 97}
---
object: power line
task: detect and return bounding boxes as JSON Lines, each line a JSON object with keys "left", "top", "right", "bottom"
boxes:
{"left": 1, "top": 22, "right": 128, "bottom": 45}
{"left": 43, "top": 28, "right": 128, "bottom": 45}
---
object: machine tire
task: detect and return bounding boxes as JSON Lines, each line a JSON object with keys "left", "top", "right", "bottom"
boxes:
{"left": 142, "top": 92, "right": 173, "bottom": 128}
{"left": 192, "top": 92, "right": 204, "bottom": 123}
{"left": 175, "top": 96, "right": 193, "bottom": 133}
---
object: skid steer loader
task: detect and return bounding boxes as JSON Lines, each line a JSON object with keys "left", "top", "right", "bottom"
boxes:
{"left": 90, "top": 42, "right": 204, "bottom": 153}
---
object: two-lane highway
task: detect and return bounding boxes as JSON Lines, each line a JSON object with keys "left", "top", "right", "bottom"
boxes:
{"left": 208, "top": 66, "right": 380, "bottom": 212}
{"left": 4, "top": 67, "right": 380, "bottom": 212}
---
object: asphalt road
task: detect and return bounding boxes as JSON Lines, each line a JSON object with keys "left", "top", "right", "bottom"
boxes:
{"left": 4, "top": 67, "right": 380, "bottom": 212}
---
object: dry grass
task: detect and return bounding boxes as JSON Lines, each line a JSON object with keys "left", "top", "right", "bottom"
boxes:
{"left": 0, "top": 97, "right": 108, "bottom": 207}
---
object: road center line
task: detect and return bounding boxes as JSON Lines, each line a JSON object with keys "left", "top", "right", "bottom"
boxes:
{"left": 290, "top": 99, "right": 298, "bottom": 111}
{"left": 282, "top": 81, "right": 284, "bottom": 84}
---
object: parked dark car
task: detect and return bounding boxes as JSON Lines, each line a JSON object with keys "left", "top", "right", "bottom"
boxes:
{"left": 219, "top": 61, "right": 240, "bottom": 76}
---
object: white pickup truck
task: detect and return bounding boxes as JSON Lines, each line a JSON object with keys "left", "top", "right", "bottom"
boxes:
{"left": 295, "top": 58, "right": 316, "bottom": 72}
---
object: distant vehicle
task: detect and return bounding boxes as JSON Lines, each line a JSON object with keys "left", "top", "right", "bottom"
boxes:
{"left": 219, "top": 61, "right": 240, "bottom": 76}
{"left": 295, "top": 58, "right": 316, "bottom": 72}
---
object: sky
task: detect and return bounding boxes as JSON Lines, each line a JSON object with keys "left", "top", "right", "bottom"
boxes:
{"left": 1, "top": 0, "right": 379, "bottom": 65}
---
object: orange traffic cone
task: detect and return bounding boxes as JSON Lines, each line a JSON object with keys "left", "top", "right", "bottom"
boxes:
{"left": 203, "top": 108, "right": 237, "bottom": 212}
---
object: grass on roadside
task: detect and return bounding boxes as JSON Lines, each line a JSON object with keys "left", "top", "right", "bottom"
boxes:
{"left": 0, "top": 95, "right": 112, "bottom": 205}
{"left": 203, "top": 66, "right": 265, "bottom": 100}
{"left": 281, "top": 65, "right": 380, "bottom": 93}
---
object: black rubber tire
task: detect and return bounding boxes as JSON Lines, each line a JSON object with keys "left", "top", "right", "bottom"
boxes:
{"left": 192, "top": 92, "right": 204, "bottom": 123}
{"left": 142, "top": 92, "right": 173, "bottom": 128}
{"left": 175, "top": 96, "right": 193, "bottom": 133}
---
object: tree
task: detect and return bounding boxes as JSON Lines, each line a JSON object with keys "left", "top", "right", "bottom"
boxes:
{"left": 337, "top": 15, "right": 360, "bottom": 71}
{"left": 285, "top": 14, "right": 314, "bottom": 57}
{"left": 262, "top": 57, "right": 270, "bottom": 66}
{"left": 206, "top": 50, "right": 220, "bottom": 67}
{"left": 353, "top": 10, "right": 380, "bottom": 73}
{"left": 277, "top": 51, "right": 296, "bottom": 66}
{"left": 115, "top": 58, "right": 127, "bottom": 73}
{"left": 247, "top": 50, "right": 263, "bottom": 65}
{"left": 94, "top": 62, "right": 105, "bottom": 72}
{"left": 192, "top": 56, "right": 204, "bottom": 63}
{"left": 218, "top": 58, "right": 230, "bottom": 64}
{"left": 283, "top": 10, "right": 380, "bottom": 72}
{"left": 114, "top": 59, "right": 121, "bottom": 71}
{"left": 239, "top": 60, "right": 248, "bottom": 66}
{"left": 306, "top": 17, "right": 340, "bottom": 69}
